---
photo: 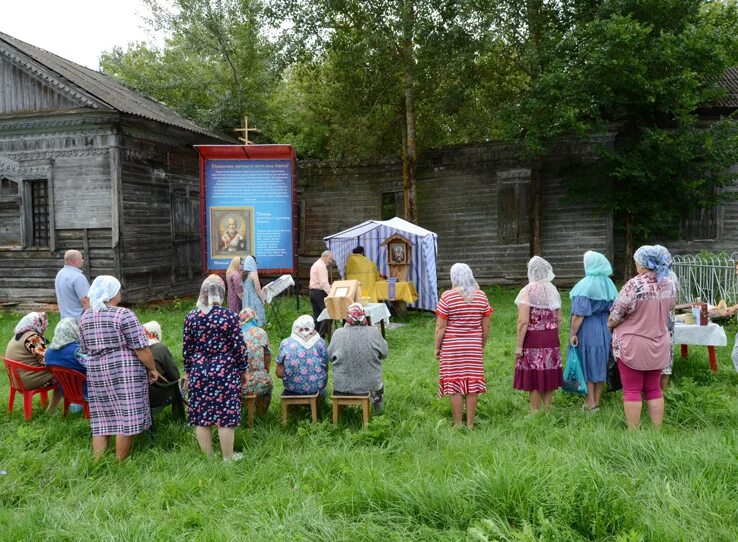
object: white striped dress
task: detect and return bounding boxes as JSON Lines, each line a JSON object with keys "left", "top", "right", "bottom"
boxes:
{"left": 436, "top": 289, "right": 494, "bottom": 396}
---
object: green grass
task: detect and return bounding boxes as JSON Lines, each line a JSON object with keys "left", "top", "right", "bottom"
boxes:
{"left": 2, "top": 287, "right": 738, "bottom": 541}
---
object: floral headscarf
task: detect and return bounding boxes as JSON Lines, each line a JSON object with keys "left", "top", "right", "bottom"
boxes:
{"left": 634, "top": 245, "right": 673, "bottom": 283}
{"left": 239, "top": 307, "right": 259, "bottom": 330}
{"left": 143, "top": 321, "right": 162, "bottom": 345}
{"left": 290, "top": 315, "right": 321, "bottom": 349}
{"left": 515, "top": 256, "right": 561, "bottom": 310}
{"left": 450, "top": 263, "right": 479, "bottom": 302}
{"left": 242, "top": 255, "right": 258, "bottom": 273}
{"left": 346, "top": 303, "right": 368, "bottom": 326}
{"left": 14, "top": 312, "right": 48, "bottom": 340}
{"left": 49, "top": 318, "right": 81, "bottom": 350}
{"left": 88, "top": 276, "right": 121, "bottom": 312}
{"left": 196, "top": 274, "right": 225, "bottom": 315}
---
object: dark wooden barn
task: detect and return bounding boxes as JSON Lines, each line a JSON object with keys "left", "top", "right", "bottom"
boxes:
{"left": 0, "top": 31, "right": 227, "bottom": 304}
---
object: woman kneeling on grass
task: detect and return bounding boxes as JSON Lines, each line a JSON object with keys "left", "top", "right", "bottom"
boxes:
{"left": 328, "top": 303, "right": 388, "bottom": 414}
{"left": 183, "top": 275, "right": 248, "bottom": 461}
{"left": 513, "top": 257, "right": 563, "bottom": 412}
{"left": 609, "top": 245, "right": 676, "bottom": 429}
{"left": 434, "top": 263, "right": 493, "bottom": 429}
{"left": 80, "top": 277, "right": 159, "bottom": 461}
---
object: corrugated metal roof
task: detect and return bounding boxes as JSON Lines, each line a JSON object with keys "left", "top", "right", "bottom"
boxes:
{"left": 714, "top": 66, "right": 738, "bottom": 109}
{"left": 0, "top": 31, "right": 226, "bottom": 139}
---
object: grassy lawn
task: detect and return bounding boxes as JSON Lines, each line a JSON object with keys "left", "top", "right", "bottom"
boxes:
{"left": 1, "top": 286, "right": 738, "bottom": 541}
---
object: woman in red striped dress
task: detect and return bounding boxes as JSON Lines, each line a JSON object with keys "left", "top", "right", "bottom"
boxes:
{"left": 434, "top": 263, "right": 494, "bottom": 428}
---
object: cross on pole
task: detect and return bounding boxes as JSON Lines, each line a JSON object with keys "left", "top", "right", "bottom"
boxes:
{"left": 233, "top": 115, "right": 261, "bottom": 145}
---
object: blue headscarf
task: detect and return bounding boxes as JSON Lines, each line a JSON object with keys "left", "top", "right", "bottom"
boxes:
{"left": 242, "top": 255, "right": 257, "bottom": 273}
{"left": 634, "top": 245, "right": 672, "bottom": 283}
{"left": 569, "top": 251, "right": 619, "bottom": 301}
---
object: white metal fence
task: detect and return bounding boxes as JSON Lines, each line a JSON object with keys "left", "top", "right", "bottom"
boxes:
{"left": 672, "top": 254, "right": 738, "bottom": 306}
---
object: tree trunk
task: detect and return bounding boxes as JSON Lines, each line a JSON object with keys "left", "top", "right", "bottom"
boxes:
{"left": 401, "top": 1, "right": 418, "bottom": 224}
{"left": 529, "top": 156, "right": 543, "bottom": 256}
{"left": 623, "top": 212, "right": 636, "bottom": 281}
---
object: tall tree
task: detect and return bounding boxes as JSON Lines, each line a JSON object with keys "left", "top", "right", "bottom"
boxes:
{"left": 269, "top": 0, "right": 487, "bottom": 222}
{"left": 100, "top": 0, "right": 279, "bottom": 136}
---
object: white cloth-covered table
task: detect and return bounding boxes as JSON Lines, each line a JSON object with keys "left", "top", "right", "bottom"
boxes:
{"left": 673, "top": 323, "right": 727, "bottom": 346}
{"left": 674, "top": 322, "right": 727, "bottom": 373}
{"left": 317, "top": 303, "right": 391, "bottom": 325}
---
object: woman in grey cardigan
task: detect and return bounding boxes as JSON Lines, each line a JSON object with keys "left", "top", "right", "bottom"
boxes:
{"left": 328, "top": 303, "right": 389, "bottom": 413}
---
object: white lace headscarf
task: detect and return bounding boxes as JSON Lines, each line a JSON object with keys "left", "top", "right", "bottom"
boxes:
{"left": 143, "top": 321, "right": 162, "bottom": 345}
{"left": 514, "top": 256, "right": 561, "bottom": 310}
{"left": 196, "top": 274, "right": 225, "bottom": 315}
{"left": 450, "top": 263, "right": 479, "bottom": 302}
{"left": 88, "top": 276, "right": 122, "bottom": 312}
{"left": 49, "top": 317, "right": 80, "bottom": 350}
{"left": 290, "top": 314, "right": 321, "bottom": 349}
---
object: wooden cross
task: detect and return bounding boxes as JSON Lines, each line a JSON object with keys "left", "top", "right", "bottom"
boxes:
{"left": 233, "top": 115, "right": 261, "bottom": 145}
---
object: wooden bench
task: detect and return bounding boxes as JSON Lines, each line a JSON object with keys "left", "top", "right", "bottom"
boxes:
{"left": 280, "top": 392, "right": 320, "bottom": 426}
{"left": 243, "top": 394, "right": 256, "bottom": 428}
{"left": 331, "top": 394, "right": 371, "bottom": 429}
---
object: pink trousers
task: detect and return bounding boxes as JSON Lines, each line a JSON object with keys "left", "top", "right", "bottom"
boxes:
{"left": 617, "top": 360, "right": 663, "bottom": 402}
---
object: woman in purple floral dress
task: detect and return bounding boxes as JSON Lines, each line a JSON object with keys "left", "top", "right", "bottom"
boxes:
{"left": 513, "top": 257, "right": 563, "bottom": 412}
{"left": 276, "top": 315, "right": 328, "bottom": 397}
{"left": 183, "top": 275, "right": 248, "bottom": 461}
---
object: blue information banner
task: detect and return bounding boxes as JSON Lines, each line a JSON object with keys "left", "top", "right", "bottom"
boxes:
{"left": 204, "top": 159, "right": 294, "bottom": 271}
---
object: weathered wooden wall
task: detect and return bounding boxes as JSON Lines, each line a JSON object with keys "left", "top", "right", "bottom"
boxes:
{"left": 0, "top": 56, "right": 80, "bottom": 114}
{"left": 297, "top": 139, "right": 615, "bottom": 288}
{"left": 118, "top": 120, "right": 203, "bottom": 302}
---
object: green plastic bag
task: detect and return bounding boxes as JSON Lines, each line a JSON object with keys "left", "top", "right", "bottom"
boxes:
{"left": 561, "top": 345, "right": 587, "bottom": 395}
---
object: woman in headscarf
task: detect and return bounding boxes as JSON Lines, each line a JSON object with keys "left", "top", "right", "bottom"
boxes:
{"left": 276, "top": 315, "right": 329, "bottom": 397}
{"left": 239, "top": 308, "right": 273, "bottom": 415}
{"left": 242, "top": 255, "right": 267, "bottom": 326}
{"left": 45, "top": 317, "right": 88, "bottom": 400}
{"left": 568, "top": 251, "right": 619, "bottom": 411}
{"left": 514, "top": 256, "right": 563, "bottom": 412}
{"left": 142, "top": 321, "right": 181, "bottom": 412}
{"left": 5, "top": 311, "right": 61, "bottom": 413}
{"left": 609, "top": 245, "right": 676, "bottom": 429}
{"left": 328, "top": 303, "right": 388, "bottom": 414}
{"left": 225, "top": 256, "right": 244, "bottom": 314}
{"left": 183, "top": 275, "right": 248, "bottom": 461}
{"left": 434, "top": 263, "right": 494, "bottom": 428}
{"left": 79, "top": 276, "right": 159, "bottom": 461}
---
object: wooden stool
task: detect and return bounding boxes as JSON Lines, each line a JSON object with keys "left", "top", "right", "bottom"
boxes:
{"left": 243, "top": 394, "right": 256, "bottom": 428}
{"left": 331, "top": 394, "right": 371, "bottom": 429}
{"left": 280, "top": 392, "right": 320, "bottom": 426}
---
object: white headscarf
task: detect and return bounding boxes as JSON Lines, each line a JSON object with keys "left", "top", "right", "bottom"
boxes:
{"left": 88, "top": 276, "right": 121, "bottom": 312}
{"left": 197, "top": 274, "right": 225, "bottom": 315}
{"left": 290, "top": 315, "right": 321, "bottom": 349}
{"left": 450, "top": 263, "right": 479, "bottom": 302}
{"left": 49, "top": 317, "right": 80, "bottom": 350}
{"left": 143, "top": 321, "right": 162, "bottom": 345}
{"left": 514, "top": 256, "right": 561, "bottom": 310}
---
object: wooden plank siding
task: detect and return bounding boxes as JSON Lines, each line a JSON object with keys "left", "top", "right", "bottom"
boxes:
{"left": 0, "top": 57, "right": 82, "bottom": 114}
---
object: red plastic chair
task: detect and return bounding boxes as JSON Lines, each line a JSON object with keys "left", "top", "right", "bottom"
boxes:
{"left": 48, "top": 366, "right": 90, "bottom": 419}
{"left": 2, "top": 356, "right": 56, "bottom": 420}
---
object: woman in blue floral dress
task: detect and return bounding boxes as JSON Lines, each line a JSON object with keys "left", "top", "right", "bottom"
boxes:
{"left": 183, "top": 275, "right": 248, "bottom": 461}
{"left": 239, "top": 308, "right": 273, "bottom": 415}
{"left": 276, "top": 315, "right": 328, "bottom": 397}
{"left": 242, "top": 255, "right": 267, "bottom": 327}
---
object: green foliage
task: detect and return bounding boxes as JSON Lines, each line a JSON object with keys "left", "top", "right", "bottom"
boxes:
{"left": 3, "top": 288, "right": 738, "bottom": 540}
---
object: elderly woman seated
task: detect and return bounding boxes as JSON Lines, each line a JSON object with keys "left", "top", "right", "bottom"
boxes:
{"left": 328, "top": 303, "right": 388, "bottom": 413}
{"left": 6, "top": 312, "right": 61, "bottom": 413}
{"left": 143, "top": 321, "right": 183, "bottom": 415}
{"left": 45, "top": 317, "right": 88, "bottom": 401}
{"left": 239, "top": 308, "right": 273, "bottom": 415}
{"left": 276, "top": 315, "right": 329, "bottom": 397}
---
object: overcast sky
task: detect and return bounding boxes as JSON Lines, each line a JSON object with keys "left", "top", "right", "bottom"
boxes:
{"left": 0, "top": 0, "right": 160, "bottom": 70}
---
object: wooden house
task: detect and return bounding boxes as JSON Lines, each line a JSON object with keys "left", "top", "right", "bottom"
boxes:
{"left": 0, "top": 31, "right": 227, "bottom": 304}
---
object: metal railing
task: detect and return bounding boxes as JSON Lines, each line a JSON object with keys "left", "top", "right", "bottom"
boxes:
{"left": 672, "top": 253, "right": 738, "bottom": 306}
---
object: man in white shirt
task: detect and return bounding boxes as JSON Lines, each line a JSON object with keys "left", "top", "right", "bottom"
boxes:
{"left": 309, "top": 250, "right": 334, "bottom": 337}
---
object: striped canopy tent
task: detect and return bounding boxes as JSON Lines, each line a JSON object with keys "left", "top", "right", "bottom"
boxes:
{"left": 324, "top": 217, "right": 439, "bottom": 311}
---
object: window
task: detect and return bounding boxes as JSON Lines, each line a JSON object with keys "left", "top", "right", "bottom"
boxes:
{"left": 679, "top": 205, "right": 719, "bottom": 241}
{"left": 1, "top": 178, "right": 18, "bottom": 197}
{"left": 29, "top": 180, "right": 50, "bottom": 247}
{"left": 381, "top": 191, "right": 403, "bottom": 220}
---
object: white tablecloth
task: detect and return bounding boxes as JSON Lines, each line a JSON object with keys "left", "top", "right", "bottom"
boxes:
{"left": 673, "top": 323, "right": 727, "bottom": 347}
{"left": 317, "top": 303, "right": 391, "bottom": 325}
